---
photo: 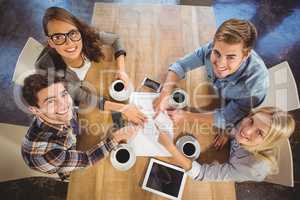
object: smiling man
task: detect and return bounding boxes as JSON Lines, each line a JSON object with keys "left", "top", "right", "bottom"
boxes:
{"left": 21, "top": 74, "right": 138, "bottom": 180}
{"left": 153, "top": 19, "right": 269, "bottom": 148}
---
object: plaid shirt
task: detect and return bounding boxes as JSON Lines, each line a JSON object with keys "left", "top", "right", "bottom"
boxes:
{"left": 21, "top": 116, "right": 118, "bottom": 180}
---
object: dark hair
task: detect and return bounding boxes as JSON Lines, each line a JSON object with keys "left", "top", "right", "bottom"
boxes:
{"left": 22, "top": 74, "right": 65, "bottom": 107}
{"left": 42, "top": 7, "right": 103, "bottom": 63}
{"left": 213, "top": 19, "right": 257, "bottom": 50}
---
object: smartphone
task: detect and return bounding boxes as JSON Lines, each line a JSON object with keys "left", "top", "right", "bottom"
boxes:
{"left": 142, "top": 77, "right": 162, "bottom": 92}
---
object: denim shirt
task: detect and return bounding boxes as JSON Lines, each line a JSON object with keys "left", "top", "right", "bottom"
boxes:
{"left": 169, "top": 42, "right": 269, "bottom": 129}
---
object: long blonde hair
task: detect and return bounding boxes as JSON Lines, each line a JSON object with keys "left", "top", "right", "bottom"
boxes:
{"left": 241, "top": 107, "right": 295, "bottom": 174}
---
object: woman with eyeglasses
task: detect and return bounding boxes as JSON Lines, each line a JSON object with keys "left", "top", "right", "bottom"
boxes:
{"left": 35, "top": 7, "right": 147, "bottom": 125}
{"left": 156, "top": 107, "right": 295, "bottom": 182}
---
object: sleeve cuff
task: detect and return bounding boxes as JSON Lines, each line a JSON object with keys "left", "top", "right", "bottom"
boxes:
{"left": 186, "top": 161, "right": 201, "bottom": 179}
{"left": 99, "top": 96, "right": 107, "bottom": 110}
{"left": 115, "top": 50, "right": 126, "bottom": 59}
{"left": 169, "top": 63, "right": 186, "bottom": 79}
{"left": 105, "top": 134, "right": 119, "bottom": 152}
{"left": 213, "top": 109, "right": 227, "bottom": 130}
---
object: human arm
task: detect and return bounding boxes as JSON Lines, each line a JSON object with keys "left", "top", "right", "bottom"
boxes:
{"left": 158, "top": 133, "right": 270, "bottom": 182}
{"left": 98, "top": 31, "right": 129, "bottom": 87}
{"left": 153, "top": 44, "right": 209, "bottom": 114}
{"left": 27, "top": 126, "right": 139, "bottom": 174}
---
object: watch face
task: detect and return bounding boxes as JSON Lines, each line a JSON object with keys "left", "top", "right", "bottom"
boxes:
{"left": 143, "top": 78, "right": 161, "bottom": 91}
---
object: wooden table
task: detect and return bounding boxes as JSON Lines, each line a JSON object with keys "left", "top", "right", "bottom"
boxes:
{"left": 67, "top": 3, "right": 236, "bottom": 200}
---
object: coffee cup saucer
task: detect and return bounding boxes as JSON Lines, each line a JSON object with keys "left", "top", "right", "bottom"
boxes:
{"left": 175, "top": 135, "right": 200, "bottom": 160}
{"left": 110, "top": 144, "right": 136, "bottom": 171}
{"left": 109, "top": 80, "right": 134, "bottom": 102}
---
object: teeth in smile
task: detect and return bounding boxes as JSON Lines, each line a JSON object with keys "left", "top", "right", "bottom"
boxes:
{"left": 57, "top": 108, "right": 69, "bottom": 115}
{"left": 66, "top": 47, "right": 76, "bottom": 52}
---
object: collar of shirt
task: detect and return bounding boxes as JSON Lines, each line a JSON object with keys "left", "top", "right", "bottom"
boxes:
{"left": 36, "top": 116, "right": 68, "bottom": 132}
{"left": 35, "top": 110, "right": 78, "bottom": 135}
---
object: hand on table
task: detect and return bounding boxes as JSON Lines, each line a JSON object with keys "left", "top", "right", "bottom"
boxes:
{"left": 121, "top": 104, "right": 147, "bottom": 126}
{"left": 167, "top": 109, "right": 189, "bottom": 124}
{"left": 153, "top": 92, "right": 171, "bottom": 117}
{"left": 154, "top": 111, "right": 174, "bottom": 135}
{"left": 113, "top": 125, "right": 141, "bottom": 143}
{"left": 212, "top": 134, "right": 229, "bottom": 150}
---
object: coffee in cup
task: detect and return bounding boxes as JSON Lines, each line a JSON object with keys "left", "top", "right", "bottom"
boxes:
{"left": 115, "top": 148, "right": 130, "bottom": 163}
{"left": 114, "top": 82, "right": 125, "bottom": 92}
{"left": 169, "top": 89, "right": 188, "bottom": 109}
{"left": 173, "top": 91, "right": 185, "bottom": 103}
{"left": 182, "top": 142, "right": 196, "bottom": 157}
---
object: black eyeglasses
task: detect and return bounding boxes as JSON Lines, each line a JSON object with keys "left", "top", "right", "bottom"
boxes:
{"left": 48, "top": 29, "right": 81, "bottom": 45}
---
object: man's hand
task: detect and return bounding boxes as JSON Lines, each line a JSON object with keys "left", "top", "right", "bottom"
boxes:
{"left": 167, "top": 109, "right": 189, "bottom": 124}
{"left": 121, "top": 104, "right": 147, "bottom": 126}
{"left": 154, "top": 111, "right": 174, "bottom": 135}
{"left": 212, "top": 134, "right": 229, "bottom": 150}
{"left": 113, "top": 125, "right": 140, "bottom": 143}
{"left": 153, "top": 92, "right": 171, "bottom": 117}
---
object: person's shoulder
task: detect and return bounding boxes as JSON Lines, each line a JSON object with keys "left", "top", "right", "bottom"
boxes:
{"left": 35, "top": 47, "right": 67, "bottom": 71}
{"left": 25, "top": 119, "right": 58, "bottom": 143}
{"left": 247, "top": 50, "right": 268, "bottom": 75}
{"left": 195, "top": 42, "right": 213, "bottom": 53}
{"left": 243, "top": 50, "right": 268, "bottom": 86}
{"left": 193, "top": 42, "right": 213, "bottom": 61}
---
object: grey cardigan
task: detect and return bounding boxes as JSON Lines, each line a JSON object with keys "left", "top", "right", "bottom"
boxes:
{"left": 35, "top": 31, "right": 126, "bottom": 109}
{"left": 186, "top": 132, "right": 271, "bottom": 182}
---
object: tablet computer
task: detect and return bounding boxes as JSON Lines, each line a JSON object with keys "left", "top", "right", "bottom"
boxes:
{"left": 142, "top": 158, "right": 187, "bottom": 200}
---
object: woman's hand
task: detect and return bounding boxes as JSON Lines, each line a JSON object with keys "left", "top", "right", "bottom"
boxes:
{"left": 113, "top": 125, "right": 140, "bottom": 143}
{"left": 212, "top": 134, "right": 229, "bottom": 150}
{"left": 158, "top": 132, "right": 192, "bottom": 171}
{"left": 115, "top": 71, "right": 130, "bottom": 88}
{"left": 121, "top": 104, "right": 147, "bottom": 126}
{"left": 158, "top": 132, "right": 175, "bottom": 151}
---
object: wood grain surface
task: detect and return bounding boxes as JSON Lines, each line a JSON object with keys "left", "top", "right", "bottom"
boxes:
{"left": 67, "top": 3, "right": 236, "bottom": 200}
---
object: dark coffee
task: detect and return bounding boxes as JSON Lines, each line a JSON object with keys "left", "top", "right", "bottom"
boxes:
{"left": 114, "top": 82, "right": 124, "bottom": 92}
{"left": 183, "top": 142, "right": 196, "bottom": 156}
{"left": 173, "top": 92, "right": 185, "bottom": 103}
{"left": 116, "top": 149, "right": 130, "bottom": 163}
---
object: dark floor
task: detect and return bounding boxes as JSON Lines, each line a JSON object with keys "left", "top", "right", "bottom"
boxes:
{"left": 0, "top": 0, "right": 300, "bottom": 200}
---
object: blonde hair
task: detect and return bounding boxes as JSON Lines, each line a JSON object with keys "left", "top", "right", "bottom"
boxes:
{"left": 241, "top": 107, "right": 295, "bottom": 174}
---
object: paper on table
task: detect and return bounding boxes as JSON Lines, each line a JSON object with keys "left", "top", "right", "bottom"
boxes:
{"left": 128, "top": 92, "right": 174, "bottom": 157}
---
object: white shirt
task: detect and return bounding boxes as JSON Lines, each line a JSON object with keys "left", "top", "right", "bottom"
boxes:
{"left": 69, "top": 58, "right": 91, "bottom": 81}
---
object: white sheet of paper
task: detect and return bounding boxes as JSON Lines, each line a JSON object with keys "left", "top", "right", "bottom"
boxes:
{"left": 128, "top": 92, "right": 173, "bottom": 157}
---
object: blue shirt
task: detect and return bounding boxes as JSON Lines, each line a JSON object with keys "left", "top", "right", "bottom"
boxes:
{"left": 169, "top": 42, "right": 269, "bottom": 129}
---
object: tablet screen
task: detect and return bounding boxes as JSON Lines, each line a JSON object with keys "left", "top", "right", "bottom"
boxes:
{"left": 142, "top": 158, "right": 186, "bottom": 200}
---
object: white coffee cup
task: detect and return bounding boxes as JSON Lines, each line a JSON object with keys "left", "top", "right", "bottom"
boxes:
{"left": 109, "top": 80, "right": 133, "bottom": 102}
{"left": 169, "top": 89, "right": 188, "bottom": 109}
{"left": 110, "top": 143, "right": 136, "bottom": 171}
{"left": 176, "top": 135, "right": 200, "bottom": 160}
